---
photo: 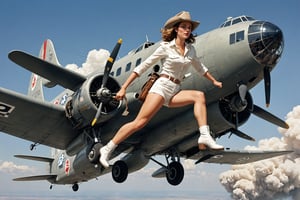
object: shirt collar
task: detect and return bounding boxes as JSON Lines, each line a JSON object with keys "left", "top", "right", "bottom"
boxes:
{"left": 169, "top": 39, "right": 191, "bottom": 56}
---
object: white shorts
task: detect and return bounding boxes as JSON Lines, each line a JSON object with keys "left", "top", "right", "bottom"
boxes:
{"left": 149, "top": 77, "right": 181, "bottom": 106}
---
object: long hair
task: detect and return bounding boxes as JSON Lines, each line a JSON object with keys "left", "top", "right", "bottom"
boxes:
{"left": 161, "top": 23, "right": 196, "bottom": 43}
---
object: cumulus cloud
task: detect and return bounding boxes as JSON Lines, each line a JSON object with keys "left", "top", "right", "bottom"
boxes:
{"left": 66, "top": 48, "right": 110, "bottom": 75}
{"left": 219, "top": 105, "right": 300, "bottom": 200}
{"left": 0, "top": 161, "right": 35, "bottom": 174}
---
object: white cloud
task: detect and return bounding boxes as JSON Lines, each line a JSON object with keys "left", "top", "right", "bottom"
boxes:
{"left": 0, "top": 161, "right": 35, "bottom": 174}
{"left": 66, "top": 48, "right": 110, "bottom": 75}
{"left": 219, "top": 105, "right": 300, "bottom": 200}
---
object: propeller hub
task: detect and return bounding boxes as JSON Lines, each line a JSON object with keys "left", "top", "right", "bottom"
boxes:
{"left": 96, "top": 87, "right": 112, "bottom": 102}
{"left": 229, "top": 95, "right": 248, "bottom": 112}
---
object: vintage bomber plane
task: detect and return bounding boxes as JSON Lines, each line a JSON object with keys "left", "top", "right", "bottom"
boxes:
{"left": 0, "top": 15, "right": 291, "bottom": 191}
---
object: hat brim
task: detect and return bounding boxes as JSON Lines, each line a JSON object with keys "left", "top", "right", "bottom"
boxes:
{"left": 164, "top": 20, "right": 200, "bottom": 32}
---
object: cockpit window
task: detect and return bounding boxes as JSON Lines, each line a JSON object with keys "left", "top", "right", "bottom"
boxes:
{"left": 220, "top": 15, "right": 255, "bottom": 28}
{"left": 134, "top": 42, "right": 155, "bottom": 54}
{"left": 232, "top": 18, "right": 242, "bottom": 25}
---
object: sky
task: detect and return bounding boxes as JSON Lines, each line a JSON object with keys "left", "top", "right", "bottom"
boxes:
{"left": 0, "top": 0, "right": 299, "bottom": 199}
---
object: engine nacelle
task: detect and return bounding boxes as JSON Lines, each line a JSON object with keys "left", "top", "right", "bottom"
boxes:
{"left": 66, "top": 74, "right": 121, "bottom": 129}
{"left": 121, "top": 150, "right": 149, "bottom": 174}
{"left": 208, "top": 92, "right": 253, "bottom": 134}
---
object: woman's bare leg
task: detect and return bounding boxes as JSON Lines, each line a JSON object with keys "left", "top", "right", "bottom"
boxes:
{"left": 99, "top": 93, "right": 165, "bottom": 168}
{"left": 169, "top": 90, "right": 223, "bottom": 150}
{"left": 112, "top": 93, "right": 165, "bottom": 144}
{"left": 168, "top": 90, "right": 207, "bottom": 126}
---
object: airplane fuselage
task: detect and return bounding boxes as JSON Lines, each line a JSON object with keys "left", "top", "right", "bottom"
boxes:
{"left": 7, "top": 16, "right": 285, "bottom": 188}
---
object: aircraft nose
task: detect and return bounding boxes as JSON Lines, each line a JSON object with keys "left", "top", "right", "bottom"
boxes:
{"left": 248, "top": 21, "right": 284, "bottom": 66}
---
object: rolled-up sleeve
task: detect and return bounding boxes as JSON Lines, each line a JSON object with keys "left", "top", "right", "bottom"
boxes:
{"left": 190, "top": 46, "right": 208, "bottom": 76}
{"left": 133, "top": 45, "right": 167, "bottom": 76}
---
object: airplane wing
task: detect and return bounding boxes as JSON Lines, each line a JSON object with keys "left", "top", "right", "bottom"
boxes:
{"left": 8, "top": 50, "right": 86, "bottom": 91}
{"left": 0, "top": 87, "right": 76, "bottom": 149}
{"left": 191, "top": 149, "right": 292, "bottom": 165}
{"left": 13, "top": 175, "right": 57, "bottom": 181}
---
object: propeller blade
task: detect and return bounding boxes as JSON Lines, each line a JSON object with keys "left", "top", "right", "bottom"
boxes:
{"left": 238, "top": 84, "right": 247, "bottom": 105}
{"left": 91, "top": 39, "right": 123, "bottom": 127}
{"left": 264, "top": 67, "right": 271, "bottom": 107}
{"left": 252, "top": 104, "right": 289, "bottom": 129}
{"left": 102, "top": 38, "right": 123, "bottom": 88}
{"left": 91, "top": 102, "right": 103, "bottom": 126}
{"left": 230, "top": 128, "right": 256, "bottom": 141}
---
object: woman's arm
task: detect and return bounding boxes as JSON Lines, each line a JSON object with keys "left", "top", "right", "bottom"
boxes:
{"left": 203, "top": 71, "right": 222, "bottom": 88}
{"left": 115, "top": 72, "right": 139, "bottom": 100}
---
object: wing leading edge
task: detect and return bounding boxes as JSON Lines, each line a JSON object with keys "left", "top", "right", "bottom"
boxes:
{"left": 191, "top": 150, "right": 293, "bottom": 165}
{"left": 0, "top": 87, "right": 75, "bottom": 149}
{"left": 8, "top": 50, "right": 86, "bottom": 91}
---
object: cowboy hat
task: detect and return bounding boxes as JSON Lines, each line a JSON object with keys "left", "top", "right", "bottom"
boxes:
{"left": 163, "top": 11, "right": 200, "bottom": 31}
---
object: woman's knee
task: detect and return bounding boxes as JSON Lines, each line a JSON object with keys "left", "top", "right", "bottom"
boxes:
{"left": 193, "top": 91, "right": 206, "bottom": 103}
{"left": 132, "top": 118, "right": 148, "bottom": 131}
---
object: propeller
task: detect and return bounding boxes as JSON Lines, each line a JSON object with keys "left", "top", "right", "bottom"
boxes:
{"left": 91, "top": 38, "right": 123, "bottom": 126}
{"left": 228, "top": 82, "right": 289, "bottom": 141}
{"left": 264, "top": 67, "right": 271, "bottom": 107}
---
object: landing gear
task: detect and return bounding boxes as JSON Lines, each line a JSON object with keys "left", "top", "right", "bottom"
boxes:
{"left": 87, "top": 143, "right": 103, "bottom": 164}
{"left": 30, "top": 143, "right": 38, "bottom": 151}
{"left": 166, "top": 162, "right": 184, "bottom": 186}
{"left": 72, "top": 183, "right": 79, "bottom": 192}
{"left": 150, "top": 149, "right": 185, "bottom": 186}
{"left": 112, "top": 160, "right": 128, "bottom": 183}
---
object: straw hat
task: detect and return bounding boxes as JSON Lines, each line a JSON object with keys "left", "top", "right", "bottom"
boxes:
{"left": 163, "top": 11, "right": 200, "bottom": 31}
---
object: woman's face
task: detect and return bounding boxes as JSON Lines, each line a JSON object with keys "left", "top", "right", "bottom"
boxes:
{"left": 176, "top": 21, "right": 192, "bottom": 40}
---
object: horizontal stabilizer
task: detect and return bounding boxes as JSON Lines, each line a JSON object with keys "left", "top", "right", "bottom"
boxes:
{"left": 15, "top": 155, "right": 54, "bottom": 163}
{"left": 13, "top": 175, "right": 57, "bottom": 181}
{"left": 192, "top": 150, "right": 293, "bottom": 165}
{"left": 8, "top": 50, "right": 86, "bottom": 91}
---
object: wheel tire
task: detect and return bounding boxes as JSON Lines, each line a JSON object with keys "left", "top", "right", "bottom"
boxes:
{"left": 72, "top": 183, "right": 79, "bottom": 192}
{"left": 112, "top": 160, "right": 128, "bottom": 183}
{"left": 166, "top": 162, "right": 184, "bottom": 186}
{"left": 87, "top": 143, "right": 103, "bottom": 164}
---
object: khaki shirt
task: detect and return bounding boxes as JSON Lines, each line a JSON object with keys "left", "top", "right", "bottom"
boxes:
{"left": 133, "top": 39, "right": 208, "bottom": 81}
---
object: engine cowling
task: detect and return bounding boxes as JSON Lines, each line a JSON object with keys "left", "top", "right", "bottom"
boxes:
{"left": 66, "top": 74, "right": 121, "bottom": 129}
{"left": 208, "top": 92, "right": 253, "bottom": 134}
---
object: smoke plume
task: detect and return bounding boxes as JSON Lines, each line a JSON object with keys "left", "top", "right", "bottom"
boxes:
{"left": 219, "top": 105, "right": 300, "bottom": 200}
{"left": 66, "top": 49, "right": 110, "bottom": 75}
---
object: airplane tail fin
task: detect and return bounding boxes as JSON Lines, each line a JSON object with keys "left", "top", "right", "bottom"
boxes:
{"left": 27, "top": 39, "right": 61, "bottom": 99}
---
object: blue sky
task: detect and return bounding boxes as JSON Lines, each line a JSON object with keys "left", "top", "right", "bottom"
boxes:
{"left": 0, "top": 0, "right": 299, "bottom": 199}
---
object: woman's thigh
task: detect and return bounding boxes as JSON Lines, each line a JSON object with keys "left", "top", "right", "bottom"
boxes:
{"left": 135, "top": 93, "right": 165, "bottom": 122}
{"left": 168, "top": 90, "right": 203, "bottom": 108}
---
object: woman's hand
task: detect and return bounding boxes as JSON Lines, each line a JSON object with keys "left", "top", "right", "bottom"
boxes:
{"left": 213, "top": 80, "right": 223, "bottom": 88}
{"left": 115, "top": 87, "right": 126, "bottom": 100}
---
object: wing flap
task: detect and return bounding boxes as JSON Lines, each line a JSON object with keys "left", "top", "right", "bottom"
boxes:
{"left": 13, "top": 175, "right": 57, "bottom": 181}
{"left": 0, "top": 87, "right": 75, "bottom": 149}
{"left": 191, "top": 150, "right": 293, "bottom": 165}
{"left": 8, "top": 50, "right": 86, "bottom": 91}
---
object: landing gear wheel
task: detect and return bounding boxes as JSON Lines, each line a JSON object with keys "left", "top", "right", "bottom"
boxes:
{"left": 72, "top": 183, "right": 79, "bottom": 192}
{"left": 112, "top": 160, "right": 128, "bottom": 183}
{"left": 166, "top": 162, "right": 184, "bottom": 186}
{"left": 87, "top": 143, "right": 103, "bottom": 164}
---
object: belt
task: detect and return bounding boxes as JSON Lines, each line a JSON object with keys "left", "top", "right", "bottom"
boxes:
{"left": 160, "top": 74, "right": 181, "bottom": 84}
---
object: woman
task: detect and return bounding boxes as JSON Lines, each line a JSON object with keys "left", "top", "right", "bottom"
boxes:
{"left": 99, "top": 11, "right": 224, "bottom": 168}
